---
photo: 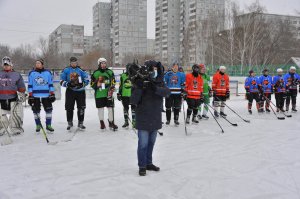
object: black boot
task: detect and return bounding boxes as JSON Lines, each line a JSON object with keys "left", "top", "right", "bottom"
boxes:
{"left": 174, "top": 120, "right": 180, "bottom": 125}
{"left": 292, "top": 107, "right": 297, "bottom": 112}
{"left": 186, "top": 116, "right": 190, "bottom": 124}
{"left": 220, "top": 112, "right": 227, "bottom": 117}
{"left": 100, "top": 120, "right": 106, "bottom": 130}
{"left": 248, "top": 109, "right": 252, "bottom": 114}
{"left": 197, "top": 114, "right": 202, "bottom": 120}
{"left": 214, "top": 111, "right": 219, "bottom": 117}
{"left": 78, "top": 122, "right": 86, "bottom": 130}
{"left": 165, "top": 120, "right": 170, "bottom": 125}
{"left": 122, "top": 120, "right": 129, "bottom": 128}
{"left": 67, "top": 121, "right": 73, "bottom": 130}
{"left": 146, "top": 164, "right": 160, "bottom": 171}
{"left": 139, "top": 168, "right": 146, "bottom": 176}
{"left": 109, "top": 121, "right": 118, "bottom": 130}
{"left": 202, "top": 114, "right": 209, "bottom": 119}
{"left": 192, "top": 115, "right": 199, "bottom": 123}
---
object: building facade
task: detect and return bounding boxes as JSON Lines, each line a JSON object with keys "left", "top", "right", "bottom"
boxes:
{"left": 84, "top": 36, "right": 94, "bottom": 54}
{"left": 147, "top": 39, "right": 155, "bottom": 55}
{"left": 111, "top": 0, "right": 147, "bottom": 66}
{"left": 155, "top": 0, "right": 225, "bottom": 67}
{"left": 93, "top": 2, "right": 112, "bottom": 50}
{"left": 49, "top": 24, "right": 84, "bottom": 56}
{"left": 155, "top": 0, "right": 181, "bottom": 67}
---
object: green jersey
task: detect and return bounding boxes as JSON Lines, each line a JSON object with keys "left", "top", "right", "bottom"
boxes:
{"left": 91, "top": 68, "right": 115, "bottom": 98}
{"left": 119, "top": 73, "right": 132, "bottom": 97}
{"left": 201, "top": 73, "right": 211, "bottom": 95}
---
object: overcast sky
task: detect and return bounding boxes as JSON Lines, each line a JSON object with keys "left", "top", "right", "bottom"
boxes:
{"left": 0, "top": 0, "right": 299, "bottom": 48}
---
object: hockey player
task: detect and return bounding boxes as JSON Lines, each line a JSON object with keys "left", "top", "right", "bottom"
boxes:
{"left": 60, "top": 57, "right": 89, "bottom": 130}
{"left": 259, "top": 69, "right": 273, "bottom": 113}
{"left": 184, "top": 64, "right": 204, "bottom": 124}
{"left": 131, "top": 60, "right": 170, "bottom": 176}
{"left": 0, "top": 56, "right": 26, "bottom": 135}
{"left": 212, "top": 66, "right": 230, "bottom": 117}
{"left": 197, "top": 64, "right": 212, "bottom": 119}
{"left": 164, "top": 63, "right": 185, "bottom": 125}
{"left": 272, "top": 68, "right": 287, "bottom": 112}
{"left": 284, "top": 66, "right": 300, "bottom": 112}
{"left": 244, "top": 70, "right": 261, "bottom": 114}
{"left": 117, "top": 64, "right": 135, "bottom": 128}
{"left": 91, "top": 58, "right": 118, "bottom": 130}
{"left": 28, "top": 59, "right": 55, "bottom": 132}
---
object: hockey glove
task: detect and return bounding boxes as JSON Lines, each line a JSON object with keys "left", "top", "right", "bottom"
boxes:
{"left": 181, "top": 91, "right": 187, "bottom": 100}
{"left": 49, "top": 92, "right": 56, "bottom": 103}
{"left": 199, "top": 94, "right": 204, "bottom": 104}
{"left": 117, "top": 93, "right": 122, "bottom": 101}
{"left": 18, "top": 92, "right": 26, "bottom": 103}
{"left": 208, "top": 88, "right": 213, "bottom": 98}
{"left": 226, "top": 91, "right": 230, "bottom": 99}
{"left": 28, "top": 95, "right": 35, "bottom": 106}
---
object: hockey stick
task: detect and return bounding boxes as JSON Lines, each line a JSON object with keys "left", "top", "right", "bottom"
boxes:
{"left": 182, "top": 98, "right": 189, "bottom": 136}
{"left": 265, "top": 97, "right": 292, "bottom": 118}
{"left": 215, "top": 97, "right": 250, "bottom": 123}
{"left": 207, "top": 103, "right": 238, "bottom": 127}
{"left": 126, "top": 113, "right": 137, "bottom": 135}
{"left": 36, "top": 116, "right": 58, "bottom": 145}
{"left": 262, "top": 95, "right": 285, "bottom": 120}
{"left": 207, "top": 106, "right": 224, "bottom": 133}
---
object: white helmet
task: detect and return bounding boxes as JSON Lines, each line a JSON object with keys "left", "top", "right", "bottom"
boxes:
{"left": 98, "top": 57, "right": 107, "bottom": 65}
{"left": 2, "top": 56, "right": 12, "bottom": 66}
{"left": 290, "top": 66, "right": 296, "bottom": 71}
{"left": 277, "top": 68, "right": 283, "bottom": 73}
{"left": 219, "top": 66, "right": 226, "bottom": 70}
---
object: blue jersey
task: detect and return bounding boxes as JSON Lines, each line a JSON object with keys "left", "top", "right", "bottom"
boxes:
{"left": 272, "top": 75, "right": 286, "bottom": 93}
{"left": 244, "top": 76, "right": 261, "bottom": 93}
{"left": 60, "top": 66, "right": 89, "bottom": 91}
{"left": 164, "top": 71, "right": 185, "bottom": 94}
{"left": 284, "top": 73, "right": 300, "bottom": 90}
{"left": 28, "top": 69, "right": 54, "bottom": 98}
{"left": 259, "top": 75, "right": 273, "bottom": 93}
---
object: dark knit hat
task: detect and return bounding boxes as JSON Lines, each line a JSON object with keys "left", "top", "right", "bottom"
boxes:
{"left": 36, "top": 58, "right": 44, "bottom": 65}
{"left": 70, "top": 57, "right": 78, "bottom": 62}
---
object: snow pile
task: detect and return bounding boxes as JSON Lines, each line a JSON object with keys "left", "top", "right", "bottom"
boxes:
{"left": 0, "top": 95, "right": 300, "bottom": 199}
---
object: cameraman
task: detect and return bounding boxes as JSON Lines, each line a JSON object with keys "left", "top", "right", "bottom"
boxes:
{"left": 130, "top": 60, "right": 170, "bottom": 176}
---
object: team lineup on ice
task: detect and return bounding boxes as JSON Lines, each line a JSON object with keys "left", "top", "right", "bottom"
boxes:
{"left": 1, "top": 56, "right": 300, "bottom": 198}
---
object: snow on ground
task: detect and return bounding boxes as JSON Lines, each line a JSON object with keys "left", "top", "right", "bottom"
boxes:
{"left": 1, "top": 94, "right": 300, "bottom": 199}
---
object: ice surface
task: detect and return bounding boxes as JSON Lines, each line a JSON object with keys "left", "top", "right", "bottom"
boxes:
{"left": 0, "top": 94, "right": 300, "bottom": 199}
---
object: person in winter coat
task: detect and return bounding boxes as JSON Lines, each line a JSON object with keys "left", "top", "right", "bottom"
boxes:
{"left": 28, "top": 59, "right": 56, "bottom": 132}
{"left": 244, "top": 70, "right": 261, "bottom": 114}
{"left": 164, "top": 63, "right": 185, "bottom": 125}
{"left": 284, "top": 66, "right": 299, "bottom": 112}
{"left": 258, "top": 68, "right": 273, "bottom": 113}
{"left": 117, "top": 64, "right": 135, "bottom": 128}
{"left": 130, "top": 60, "right": 170, "bottom": 176}
{"left": 0, "top": 56, "right": 26, "bottom": 135}
{"left": 212, "top": 66, "right": 230, "bottom": 117}
{"left": 272, "top": 68, "right": 287, "bottom": 112}
{"left": 60, "top": 57, "right": 89, "bottom": 130}
{"left": 184, "top": 64, "right": 204, "bottom": 124}
{"left": 91, "top": 58, "right": 118, "bottom": 130}
{"left": 197, "top": 64, "right": 212, "bottom": 119}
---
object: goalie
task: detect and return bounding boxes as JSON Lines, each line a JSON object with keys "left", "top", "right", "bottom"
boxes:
{"left": 0, "top": 56, "right": 26, "bottom": 136}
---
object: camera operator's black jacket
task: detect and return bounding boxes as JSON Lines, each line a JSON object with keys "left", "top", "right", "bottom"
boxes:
{"left": 131, "top": 73, "right": 170, "bottom": 131}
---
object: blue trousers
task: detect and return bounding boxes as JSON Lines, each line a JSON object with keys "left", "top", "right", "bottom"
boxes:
{"left": 137, "top": 130, "right": 158, "bottom": 168}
